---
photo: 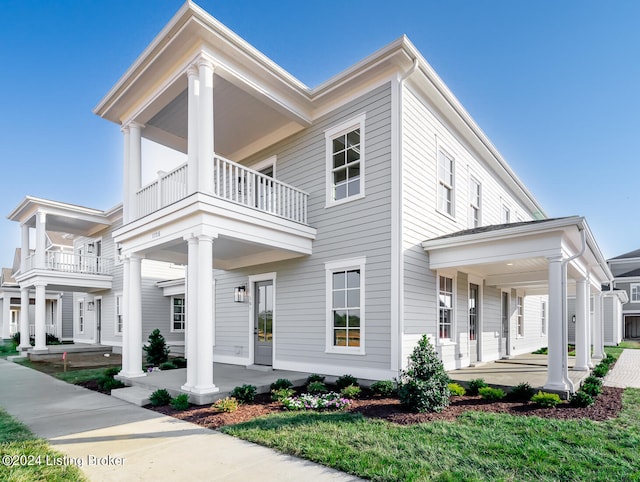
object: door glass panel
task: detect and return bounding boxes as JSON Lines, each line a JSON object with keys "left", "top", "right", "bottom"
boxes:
{"left": 469, "top": 284, "right": 478, "bottom": 341}
{"left": 257, "top": 282, "right": 273, "bottom": 343}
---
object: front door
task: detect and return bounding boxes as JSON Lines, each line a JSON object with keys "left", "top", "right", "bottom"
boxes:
{"left": 95, "top": 299, "right": 102, "bottom": 344}
{"left": 254, "top": 280, "right": 273, "bottom": 365}
{"left": 500, "top": 291, "right": 510, "bottom": 358}
{"left": 469, "top": 283, "right": 479, "bottom": 363}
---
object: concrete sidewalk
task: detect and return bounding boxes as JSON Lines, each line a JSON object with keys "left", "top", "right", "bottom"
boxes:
{"left": 604, "top": 349, "right": 640, "bottom": 388}
{"left": 0, "top": 360, "right": 361, "bottom": 481}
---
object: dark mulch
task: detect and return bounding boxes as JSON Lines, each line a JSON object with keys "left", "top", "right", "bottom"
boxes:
{"left": 147, "top": 386, "right": 624, "bottom": 430}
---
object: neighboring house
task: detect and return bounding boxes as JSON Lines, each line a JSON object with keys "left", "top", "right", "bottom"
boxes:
{"left": 84, "top": 1, "right": 612, "bottom": 400}
{"left": 7, "top": 198, "right": 185, "bottom": 353}
{"left": 567, "top": 289, "right": 628, "bottom": 347}
{"left": 608, "top": 249, "right": 640, "bottom": 340}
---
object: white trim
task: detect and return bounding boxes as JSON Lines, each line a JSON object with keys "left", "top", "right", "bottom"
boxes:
{"left": 213, "top": 353, "right": 251, "bottom": 366}
{"left": 515, "top": 291, "right": 524, "bottom": 338}
{"left": 436, "top": 270, "right": 456, "bottom": 345}
{"left": 170, "top": 295, "right": 186, "bottom": 333}
{"left": 500, "top": 289, "right": 510, "bottom": 357}
{"left": 94, "top": 296, "right": 103, "bottom": 344}
{"left": 390, "top": 74, "right": 402, "bottom": 372}
{"left": 325, "top": 257, "right": 366, "bottom": 355}
{"left": 114, "top": 293, "right": 123, "bottom": 336}
{"left": 249, "top": 155, "right": 277, "bottom": 178}
{"left": 468, "top": 175, "right": 482, "bottom": 229}
{"left": 248, "top": 271, "right": 277, "bottom": 366}
{"left": 435, "top": 140, "right": 455, "bottom": 218}
{"left": 468, "top": 275, "right": 483, "bottom": 362}
{"left": 630, "top": 283, "right": 640, "bottom": 302}
{"left": 325, "top": 113, "right": 366, "bottom": 208}
{"left": 541, "top": 299, "right": 547, "bottom": 336}
{"left": 77, "top": 299, "right": 85, "bottom": 334}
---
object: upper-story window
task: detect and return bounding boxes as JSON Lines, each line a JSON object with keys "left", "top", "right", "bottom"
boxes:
{"left": 631, "top": 283, "right": 640, "bottom": 302}
{"left": 502, "top": 204, "right": 511, "bottom": 224}
{"left": 325, "top": 114, "right": 366, "bottom": 206}
{"left": 469, "top": 177, "right": 481, "bottom": 228}
{"left": 437, "top": 148, "right": 454, "bottom": 216}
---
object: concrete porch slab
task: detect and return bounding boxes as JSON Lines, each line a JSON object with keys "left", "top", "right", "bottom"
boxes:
{"left": 111, "top": 386, "right": 154, "bottom": 406}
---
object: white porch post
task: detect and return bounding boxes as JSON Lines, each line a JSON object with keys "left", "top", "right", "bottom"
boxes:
{"left": 592, "top": 291, "right": 604, "bottom": 360}
{"left": 187, "top": 64, "right": 199, "bottom": 194}
{"left": 0, "top": 294, "right": 9, "bottom": 339}
{"left": 121, "top": 125, "right": 131, "bottom": 223}
{"left": 181, "top": 237, "right": 199, "bottom": 391}
{"left": 197, "top": 58, "right": 214, "bottom": 194}
{"left": 120, "top": 255, "right": 145, "bottom": 378}
{"left": 128, "top": 122, "right": 143, "bottom": 223}
{"left": 34, "top": 212, "right": 46, "bottom": 269}
{"left": 33, "top": 282, "right": 47, "bottom": 351}
{"left": 19, "top": 287, "right": 30, "bottom": 349}
{"left": 120, "top": 256, "right": 131, "bottom": 376}
{"left": 574, "top": 278, "right": 589, "bottom": 371}
{"left": 545, "top": 256, "right": 567, "bottom": 390}
{"left": 20, "top": 223, "right": 29, "bottom": 272}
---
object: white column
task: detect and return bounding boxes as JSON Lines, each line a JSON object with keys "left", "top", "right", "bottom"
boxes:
{"left": 34, "top": 212, "right": 46, "bottom": 269}
{"left": 121, "top": 125, "right": 131, "bottom": 223}
{"left": 181, "top": 237, "right": 199, "bottom": 391}
{"left": 19, "top": 287, "right": 31, "bottom": 349}
{"left": 34, "top": 282, "right": 47, "bottom": 351}
{"left": 20, "top": 224, "right": 29, "bottom": 272}
{"left": 128, "top": 122, "right": 143, "bottom": 222}
{"left": 574, "top": 278, "right": 589, "bottom": 371}
{"left": 197, "top": 58, "right": 214, "bottom": 194}
{"left": 121, "top": 255, "right": 145, "bottom": 378}
{"left": 592, "top": 292, "right": 604, "bottom": 360}
{"left": 119, "top": 256, "right": 131, "bottom": 376}
{"left": 545, "top": 256, "right": 567, "bottom": 391}
{"left": 187, "top": 64, "right": 199, "bottom": 195}
{"left": 193, "top": 234, "right": 218, "bottom": 394}
{"left": 1, "top": 295, "right": 9, "bottom": 339}
{"left": 587, "top": 281, "right": 593, "bottom": 369}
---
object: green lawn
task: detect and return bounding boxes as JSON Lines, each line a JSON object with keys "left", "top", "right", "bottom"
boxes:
{"left": 223, "top": 388, "right": 640, "bottom": 481}
{"left": 0, "top": 341, "right": 18, "bottom": 359}
{"left": 0, "top": 408, "right": 86, "bottom": 481}
{"left": 618, "top": 340, "right": 640, "bottom": 350}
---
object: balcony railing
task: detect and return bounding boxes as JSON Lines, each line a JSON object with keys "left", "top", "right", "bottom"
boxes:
{"left": 29, "top": 323, "right": 58, "bottom": 339}
{"left": 24, "top": 252, "right": 113, "bottom": 276}
{"left": 135, "top": 156, "right": 309, "bottom": 224}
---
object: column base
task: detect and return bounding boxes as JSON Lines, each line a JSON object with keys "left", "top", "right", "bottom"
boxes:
{"left": 543, "top": 381, "right": 569, "bottom": 391}
{"left": 33, "top": 346, "right": 47, "bottom": 353}
{"left": 188, "top": 384, "right": 220, "bottom": 395}
{"left": 573, "top": 366, "right": 589, "bottom": 372}
{"left": 118, "top": 370, "right": 147, "bottom": 379}
{"left": 592, "top": 353, "right": 604, "bottom": 360}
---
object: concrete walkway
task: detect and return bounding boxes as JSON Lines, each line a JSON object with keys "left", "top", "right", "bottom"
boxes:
{"left": 0, "top": 360, "right": 361, "bottom": 481}
{"left": 605, "top": 349, "right": 640, "bottom": 388}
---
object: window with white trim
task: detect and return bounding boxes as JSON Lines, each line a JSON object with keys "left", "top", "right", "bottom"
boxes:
{"left": 78, "top": 300, "right": 85, "bottom": 334}
{"left": 437, "top": 149, "right": 454, "bottom": 216}
{"left": 325, "top": 257, "right": 366, "bottom": 354}
{"left": 631, "top": 284, "right": 640, "bottom": 302}
{"left": 541, "top": 300, "right": 547, "bottom": 336}
{"left": 438, "top": 275, "right": 454, "bottom": 340}
{"left": 171, "top": 296, "right": 185, "bottom": 332}
{"left": 502, "top": 204, "right": 511, "bottom": 223}
{"left": 115, "top": 295, "right": 123, "bottom": 335}
{"left": 325, "top": 115, "right": 365, "bottom": 206}
{"left": 469, "top": 177, "right": 481, "bottom": 228}
{"left": 516, "top": 295, "right": 524, "bottom": 336}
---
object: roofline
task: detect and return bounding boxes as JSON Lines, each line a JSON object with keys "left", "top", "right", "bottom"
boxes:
{"left": 7, "top": 196, "right": 108, "bottom": 222}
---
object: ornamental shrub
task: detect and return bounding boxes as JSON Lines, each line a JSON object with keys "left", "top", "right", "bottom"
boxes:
{"left": 336, "top": 374, "right": 359, "bottom": 390}
{"left": 159, "top": 361, "right": 177, "bottom": 371}
{"left": 531, "top": 391, "right": 562, "bottom": 408}
{"left": 478, "top": 387, "right": 506, "bottom": 401}
{"left": 270, "top": 378, "right": 293, "bottom": 391}
{"left": 307, "top": 381, "right": 328, "bottom": 395}
{"left": 371, "top": 380, "right": 395, "bottom": 397}
{"left": 100, "top": 378, "right": 125, "bottom": 391}
{"left": 103, "top": 367, "right": 121, "bottom": 378}
{"left": 397, "top": 335, "right": 450, "bottom": 413}
{"left": 468, "top": 378, "right": 488, "bottom": 396}
{"left": 271, "top": 388, "right": 295, "bottom": 402}
{"left": 281, "top": 392, "right": 351, "bottom": 411}
{"left": 581, "top": 376, "right": 603, "bottom": 396}
{"left": 592, "top": 364, "right": 609, "bottom": 378}
{"left": 212, "top": 397, "right": 239, "bottom": 413}
{"left": 306, "top": 374, "right": 326, "bottom": 384}
{"left": 143, "top": 329, "right": 170, "bottom": 366}
{"left": 510, "top": 382, "right": 535, "bottom": 401}
{"left": 570, "top": 391, "right": 595, "bottom": 407}
{"left": 149, "top": 389, "right": 172, "bottom": 407}
{"left": 448, "top": 383, "right": 466, "bottom": 397}
{"left": 172, "top": 357, "right": 187, "bottom": 368}
{"left": 170, "top": 393, "right": 190, "bottom": 410}
{"left": 340, "top": 384, "right": 361, "bottom": 399}
{"left": 230, "top": 384, "right": 256, "bottom": 403}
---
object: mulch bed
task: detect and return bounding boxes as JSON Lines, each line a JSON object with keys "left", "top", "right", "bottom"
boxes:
{"left": 147, "top": 386, "right": 624, "bottom": 430}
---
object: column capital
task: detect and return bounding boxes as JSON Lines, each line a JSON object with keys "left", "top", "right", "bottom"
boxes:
{"left": 187, "top": 63, "right": 199, "bottom": 78}
{"left": 183, "top": 230, "right": 218, "bottom": 243}
{"left": 33, "top": 281, "right": 48, "bottom": 288}
{"left": 196, "top": 56, "right": 214, "bottom": 72}
{"left": 124, "top": 120, "right": 145, "bottom": 131}
{"left": 546, "top": 255, "right": 563, "bottom": 264}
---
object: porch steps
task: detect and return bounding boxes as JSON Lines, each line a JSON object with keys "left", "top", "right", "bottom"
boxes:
{"left": 111, "top": 386, "right": 154, "bottom": 406}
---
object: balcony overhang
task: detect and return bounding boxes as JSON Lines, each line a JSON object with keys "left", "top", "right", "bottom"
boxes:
{"left": 15, "top": 269, "right": 113, "bottom": 293}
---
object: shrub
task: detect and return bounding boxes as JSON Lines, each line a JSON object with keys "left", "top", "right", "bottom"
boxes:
{"left": 103, "top": 367, "right": 120, "bottom": 378}
{"left": 143, "top": 329, "right": 170, "bottom": 366}
{"left": 12, "top": 332, "right": 34, "bottom": 346}
{"left": 570, "top": 391, "right": 595, "bottom": 407}
{"left": 510, "top": 382, "right": 535, "bottom": 401}
{"left": 603, "top": 353, "right": 616, "bottom": 365}
{"left": 397, "top": 335, "right": 450, "bottom": 413}
{"left": 581, "top": 376, "right": 603, "bottom": 396}
{"left": 100, "top": 378, "right": 125, "bottom": 391}
{"left": 212, "top": 397, "right": 239, "bottom": 412}
{"left": 149, "top": 389, "right": 172, "bottom": 407}
{"left": 170, "top": 393, "right": 190, "bottom": 411}
{"left": 271, "top": 388, "right": 295, "bottom": 402}
{"left": 230, "top": 384, "right": 256, "bottom": 403}
{"left": 159, "top": 361, "right": 177, "bottom": 370}
{"left": 306, "top": 374, "right": 325, "bottom": 384}
{"left": 307, "top": 381, "right": 328, "bottom": 395}
{"left": 532, "top": 347, "right": 548, "bottom": 355}
{"left": 340, "top": 384, "right": 361, "bottom": 399}
{"left": 531, "top": 391, "right": 562, "bottom": 408}
{"left": 592, "top": 364, "right": 609, "bottom": 378}
{"left": 448, "top": 383, "right": 466, "bottom": 397}
{"left": 468, "top": 378, "right": 488, "bottom": 396}
{"left": 46, "top": 334, "right": 62, "bottom": 345}
{"left": 172, "top": 358, "right": 187, "bottom": 368}
{"left": 478, "top": 387, "right": 506, "bottom": 401}
{"left": 270, "top": 378, "right": 293, "bottom": 391}
{"left": 281, "top": 392, "right": 351, "bottom": 411}
{"left": 371, "top": 380, "right": 395, "bottom": 397}
{"left": 336, "top": 374, "right": 359, "bottom": 390}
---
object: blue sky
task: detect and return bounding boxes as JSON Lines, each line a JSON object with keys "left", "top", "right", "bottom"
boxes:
{"left": 1, "top": 0, "right": 639, "bottom": 269}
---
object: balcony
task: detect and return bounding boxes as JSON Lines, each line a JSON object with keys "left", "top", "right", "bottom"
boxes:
{"left": 135, "top": 155, "right": 309, "bottom": 224}
{"left": 25, "top": 252, "right": 114, "bottom": 276}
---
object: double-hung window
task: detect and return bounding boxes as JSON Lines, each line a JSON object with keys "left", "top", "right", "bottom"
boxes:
{"left": 115, "top": 295, "right": 123, "bottom": 335}
{"left": 439, "top": 275, "right": 454, "bottom": 340}
{"left": 437, "top": 149, "right": 454, "bottom": 216}
{"left": 516, "top": 295, "right": 524, "bottom": 336}
{"left": 325, "top": 114, "right": 365, "bottom": 206}
{"left": 172, "top": 297, "right": 185, "bottom": 332}
{"left": 469, "top": 177, "right": 481, "bottom": 228}
{"left": 631, "top": 284, "right": 640, "bottom": 302}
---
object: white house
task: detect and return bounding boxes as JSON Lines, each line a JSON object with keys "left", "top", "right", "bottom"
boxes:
{"left": 608, "top": 249, "right": 640, "bottom": 341}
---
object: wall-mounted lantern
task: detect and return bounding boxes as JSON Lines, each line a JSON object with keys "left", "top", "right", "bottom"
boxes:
{"left": 234, "top": 286, "right": 247, "bottom": 303}
{"left": 87, "top": 301, "right": 95, "bottom": 311}
{"left": 571, "top": 314, "right": 576, "bottom": 323}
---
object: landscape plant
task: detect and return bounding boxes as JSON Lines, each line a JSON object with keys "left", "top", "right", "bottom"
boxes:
{"left": 478, "top": 387, "right": 506, "bottom": 401}
{"left": 159, "top": 361, "right": 177, "bottom": 370}
{"left": 97, "top": 367, "right": 124, "bottom": 392}
{"left": 271, "top": 388, "right": 295, "bottom": 402}
{"left": 570, "top": 391, "right": 595, "bottom": 407}
{"left": 448, "top": 383, "right": 466, "bottom": 397}
{"left": 530, "top": 391, "right": 562, "bottom": 408}
{"left": 467, "top": 378, "right": 488, "bottom": 396}
{"left": 281, "top": 392, "right": 351, "bottom": 411}
{"left": 212, "top": 397, "right": 239, "bottom": 413}
{"left": 230, "top": 384, "right": 257, "bottom": 403}
{"left": 170, "top": 393, "right": 190, "bottom": 410}
{"left": 370, "top": 380, "right": 395, "bottom": 397}
{"left": 143, "top": 329, "right": 170, "bottom": 366}
{"left": 580, "top": 376, "right": 603, "bottom": 396}
{"left": 270, "top": 378, "right": 293, "bottom": 391}
{"left": 336, "top": 374, "right": 359, "bottom": 390}
{"left": 149, "top": 389, "right": 172, "bottom": 407}
{"left": 306, "top": 374, "right": 325, "bottom": 384}
{"left": 307, "top": 381, "right": 328, "bottom": 395}
{"left": 510, "top": 382, "right": 535, "bottom": 401}
{"left": 340, "top": 384, "right": 361, "bottom": 399}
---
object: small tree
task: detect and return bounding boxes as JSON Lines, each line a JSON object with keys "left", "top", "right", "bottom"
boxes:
{"left": 398, "top": 335, "right": 450, "bottom": 413}
{"left": 143, "top": 329, "right": 170, "bottom": 366}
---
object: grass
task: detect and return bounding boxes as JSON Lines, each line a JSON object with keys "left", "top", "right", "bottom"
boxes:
{"left": 0, "top": 341, "right": 18, "bottom": 359}
{"left": 54, "top": 367, "right": 114, "bottom": 385}
{"left": 0, "top": 408, "right": 86, "bottom": 481}
{"left": 618, "top": 340, "right": 640, "bottom": 350}
{"left": 223, "top": 388, "right": 640, "bottom": 481}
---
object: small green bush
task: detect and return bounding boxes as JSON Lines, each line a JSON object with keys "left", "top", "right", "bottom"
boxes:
{"left": 468, "top": 378, "right": 488, "bottom": 396}
{"left": 271, "top": 388, "right": 295, "bottom": 402}
{"left": 510, "top": 382, "right": 535, "bottom": 401}
{"left": 230, "top": 384, "right": 257, "bottom": 403}
{"left": 336, "top": 374, "right": 359, "bottom": 390}
{"left": 149, "top": 389, "right": 172, "bottom": 407}
{"left": 371, "top": 380, "right": 396, "bottom": 397}
{"left": 603, "top": 354, "right": 616, "bottom": 365}
{"left": 103, "top": 367, "right": 120, "bottom": 378}
{"left": 448, "top": 383, "right": 466, "bottom": 397}
{"left": 307, "top": 381, "right": 328, "bottom": 395}
{"left": 170, "top": 393, "right": 190, "bottom": 410}
{"left": 159, "top": 361, "right": 177, "bottom": 370}
{"left": 592, "top": 364, "right": 609, "bottom": 378}
{"left": 143, "top": 329, "right": 170, "bottom": 366}
{"left": 478, "top": 387, "right": 506, "bottom": 401}
{"left": 306, "top": 373, "right": 325, "bottom": 384}
{"left": 46, "top": 333, "right": 62, "bottom": 345}
{"left": 270, "top": 378, "right": 293, "bottom": 391}
{"left": 570, "top": 391, "right": 595, "bottom": 407}
{"left": 532, "top": 347, "right": 548, "bottom": 355}
{"left": 100, "top": 378, "right": 125, "bottom": 391}
{"left": 340, "top": 384, "right": 361, "bottom": 399}
{"left": 212, "top": 397, "right": 239, "bottom": 412}
{"left": 531, "top": 391, "right": 562, "bottom": 408}
{"left": 172, "top": 357, "right": 187, "bottom": 368}
{"left": 581, "top": 376, "right": 603, "bottom": 396}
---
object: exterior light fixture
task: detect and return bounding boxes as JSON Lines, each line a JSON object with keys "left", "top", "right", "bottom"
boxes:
{"left": 571, "top": 315, "right": 576, "bottom": 323}
{"left": 234, "top": 285, "right": 247, "bottom": 303}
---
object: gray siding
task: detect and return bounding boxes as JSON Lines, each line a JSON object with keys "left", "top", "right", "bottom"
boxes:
{"left": 61, "top": 291, "right": 74, "bottom": 339}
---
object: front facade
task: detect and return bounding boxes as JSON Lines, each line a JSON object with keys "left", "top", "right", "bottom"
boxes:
{"left": 608, "top": 249, "right": 640, "bottom": 340}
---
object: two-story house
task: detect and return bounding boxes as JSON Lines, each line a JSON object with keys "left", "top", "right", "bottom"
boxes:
{"left": 608, "top": 249, "right": 640, "bottom": 341}
{"left": 86, "top": 1, "right": 612, "bottom": 401}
